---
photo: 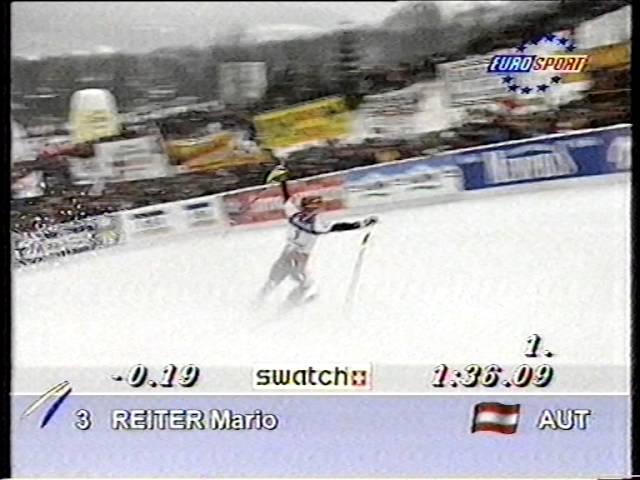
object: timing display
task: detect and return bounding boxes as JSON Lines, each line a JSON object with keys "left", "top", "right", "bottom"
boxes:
{"left": 430, "top": 334, "right": 556, "bottom": 388}
{"left": 431, "top": 363, "right": 554, "bottom": 388}
{"left": 110, "top": 364, "right": 201, "bottom": 388}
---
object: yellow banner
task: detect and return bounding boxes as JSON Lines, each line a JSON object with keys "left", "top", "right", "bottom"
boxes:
{"left": 183, "top": 151, "right": 270, "bottom": 173}
{"left": 166, "top": 132, "right": 235, "bottom": 161}
{"left": 70, "top": 110, "right": 120, "bottom": 143}
{"left": 564, "top": 42, "right": 630, "bottom": 82}
{"left": 253, "top": 97, "right": 353, "bottom": 150}
{"left": 586, "top": 42, "right": 630, "bottom": 71}
{"left": 167, "top": 131, "right": 271, "bottom": 173}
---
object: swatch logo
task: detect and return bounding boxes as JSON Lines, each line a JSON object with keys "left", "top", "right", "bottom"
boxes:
{"left": 252, "top": 364, "right": 372, "bottom": 391}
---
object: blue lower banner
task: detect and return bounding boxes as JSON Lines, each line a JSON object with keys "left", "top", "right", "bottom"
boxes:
{"left": 13, "top": 395, "right": 630, "bottom": 477}
{"left": 344, "top": 125, "right": 630, "bottom": 197}
{"left": 451, "top": 125, "right": 631, "bottom": 190}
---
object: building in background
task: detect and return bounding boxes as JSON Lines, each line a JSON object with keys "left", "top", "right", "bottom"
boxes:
{"left": 218, "top": 62, "right": 268, "bottom": 107}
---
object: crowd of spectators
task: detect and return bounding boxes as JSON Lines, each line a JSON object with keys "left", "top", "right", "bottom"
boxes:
{"left": 11, "top": 1, "right": 630, "bottom": 235}
{"left": 11, "top": 77, "right": 629, "bottom": 235}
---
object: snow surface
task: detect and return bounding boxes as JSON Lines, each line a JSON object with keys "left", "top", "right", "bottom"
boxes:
{"left": 13, "top": 179, "right": 630, "bottom": 370}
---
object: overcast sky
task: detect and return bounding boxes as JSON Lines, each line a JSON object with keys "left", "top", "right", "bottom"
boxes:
{"left": 11, "top": 1, "right": 501, "bottom": 58}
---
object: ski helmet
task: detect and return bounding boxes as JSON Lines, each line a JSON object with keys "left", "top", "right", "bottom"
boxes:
{"left": 300, "top": 195, "right": 323, "bottom": 209}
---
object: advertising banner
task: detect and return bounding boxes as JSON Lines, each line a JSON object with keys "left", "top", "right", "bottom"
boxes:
{"left": 222, "top": 186, "right": 281, "bottom": 226}
{"left": 167, "top": 132, "right": 236, "bottom": 162}
{"left": 438, "top": 52, "right": 510, "bottom": 108}
{"left": 451, "top": 125, "right": 631, "bottom": 190}
{"left": 585, "top": 42, "right": 631, "bottom": 71}
{"left": 346, "top": 158, "right": 463, "bottom": 209}
{"left": 167, "top": 132, "right": 270, "bottom": 173}
{"left": 12, "top": 215, "right": 122, "bottom": 266}
{"left": 67, "top": 156, "right": 108, "bottom": 185}
{"left": 181, "top": 200, "right": 220, "bottom": 228}
{"left": 95, "top": 135, "right": 171, "bottom": 183}
{"left": 223, "top": 175, "right": 347, "bottom": 227}
{"left": 358, "top": 86, "right": 422, "bottom": 138}
{"left": 68, "top": 136, "right": 170, "bottom": 184}
{"left": 127, "top": 208, "right": 171, "bottom": 234}
{"left": 253, "top": 97, "right": 353, "bottom": 150}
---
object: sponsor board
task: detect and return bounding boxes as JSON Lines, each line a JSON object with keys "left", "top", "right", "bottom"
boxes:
{"left": 118, "top": 196, "right": 227, "bottom": 241}
{"left": 358, "top": 86, "right": 422, "bottom": 139}
{"left": 69, "top": 136, "right": 171, "bottom": 185}
{"left": 584, "top": 41, "right": 630, "bottom": 71}
{"left": 12, "top": 216, "right": 122, "bottom": 266}
{"left": 182, "top": 151, "right": 270, "bottom": 173}
{"left": 222, "top": 185, "right": 281, "bottom": 226}
{"left": 606, "top": 134, "right": 631, "bottom": 172}
{"left": 223, "top": 175, "right": 347, "bottom": 227}
{"left": 128, "top": 209, "right": 171, "bottom": 234}
{"left": 67, "top": 156, "right": 109, "bottom": 185}
{"left": 96, "top": 136, "right": 171, "bottom": 183}
{"left": 438, "top": 52, "right": 511, "bottom": 108}
{"left": 346, "top": 158, "right": 463, "bottom": 209}
{"left": 252, "top": 363, "right": 372, "bottom": 391}
{"left": 14, "top": 126, "right": 628, "bottom": 267}
{"left": 253, "top": 97, "right": 353, "bottom": 151}
{"left": 167, "top": 132, "right": 271, "bottom": 173}
{"left": 182, "top": 201, "right": 218, "bottom": 227}
{"left": 166, "top": 132, "right": 236, "bottom": 162}
{"left": 450, "top": 125, "right": 630, "bottom": 190}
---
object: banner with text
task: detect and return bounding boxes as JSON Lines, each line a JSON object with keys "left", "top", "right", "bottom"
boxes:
{"left": 223, "top": 175, "right": 347, "bottom": 227}
{"left": 12, "top": 216, "right": 122, "bottom": 266}
{"left": 346, "top": 158, "right": 463, "bottom": 209}
{"left": 358, "top": 86, "right": 423, "bottom": 139}
{"left": 438, "top": 51, "right": 511, "bottom": 109}
{"left": 68, "top": 136, "right": 171, "bottom": 184}
{"left": 253, "top": 97, "right": 353, "bottom": 151}
{"left": 450, "top": 125, "right": 630, "bottom": 190}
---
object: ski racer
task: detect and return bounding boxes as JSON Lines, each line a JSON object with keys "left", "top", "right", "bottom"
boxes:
{"left": 257, "top": 164, "right": 378, "bottom": 305}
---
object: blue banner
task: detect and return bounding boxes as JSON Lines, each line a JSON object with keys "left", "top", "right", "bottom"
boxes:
{"left": 346, "top": 125, "right": 630, "bottom": 194}
{"left": 450, "top": 125, "right": 630, "bottom": 190}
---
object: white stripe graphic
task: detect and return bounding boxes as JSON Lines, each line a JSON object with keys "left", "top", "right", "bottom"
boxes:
{"left": 475, "top": 411, "right": 519, "bottom": 426}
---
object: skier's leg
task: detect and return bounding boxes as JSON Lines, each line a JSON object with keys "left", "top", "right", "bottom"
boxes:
{"left": 286, "top": 252, "right": 314, "bottom": 304}
{"left": 259, "top": 247, "right": 295, "bottom": 299}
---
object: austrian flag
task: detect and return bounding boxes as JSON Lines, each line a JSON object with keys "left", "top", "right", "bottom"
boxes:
{"left": 471, "top": 402, "right": 521, "bottom": 435}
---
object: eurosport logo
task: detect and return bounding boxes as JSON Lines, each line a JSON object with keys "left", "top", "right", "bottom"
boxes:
{"left": 487, "top": 33, "right": 588, "bottom": 95}
{"left": 252, "top": 364, "right": 372, "bottom": 391}
{"left": 487, "top": 55, "right": 588, "bottom": 74}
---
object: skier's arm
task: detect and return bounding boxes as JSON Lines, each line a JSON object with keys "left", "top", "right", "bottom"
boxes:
{"left": 316, "top": 215, "right": 378, "bottom": 234}
{"left": 330, "top": 215, "right": 377, "bottom": 232}
{"left": 329, "top": 221, "right": 364, "bottom": 232}
{"left": 265, "top": 164, "right": 297, "bottom": 214}
{"left": 280, "top": 180, "right": 291, "bottom": 202}
{"left": 265, "top": 164, "right": 292, "bottom": 201}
